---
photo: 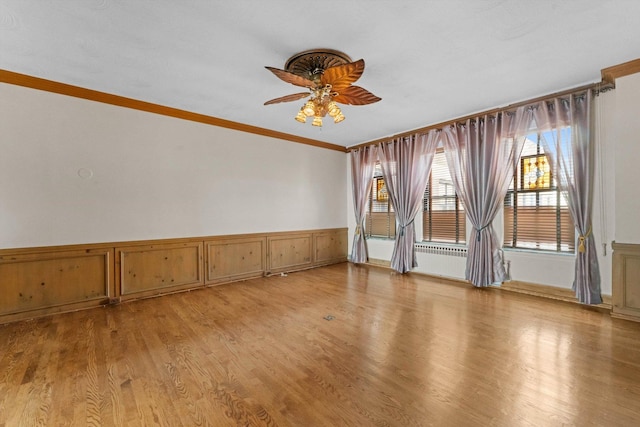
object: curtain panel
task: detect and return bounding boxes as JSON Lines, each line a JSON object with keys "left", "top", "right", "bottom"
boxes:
{"left": 442, "top": 107, "right": 533, "bottom": 287}
{"left": 532, "top": 90, "right": 602, "bottom": 304}
{"left": 377, "top": 130, "right": 439, "bottom": 273}
{"left": 349, "top": 146, "right": 378, "bottom": 264}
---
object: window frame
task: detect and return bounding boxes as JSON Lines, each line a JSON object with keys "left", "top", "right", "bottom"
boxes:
{"left": 503, "top": 132, "right": 574, "bottom": 253}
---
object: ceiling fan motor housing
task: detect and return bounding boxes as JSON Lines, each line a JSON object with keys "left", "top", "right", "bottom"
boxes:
{"left": 285, "top": 49, "right": 353, "bottom": 81}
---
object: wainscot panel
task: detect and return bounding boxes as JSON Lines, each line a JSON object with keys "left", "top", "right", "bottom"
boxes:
{"left": 0, "top": 228, "right": 346, "bottom": 324}
{"left": 0, "top": 247, "right": 114, "bottom": 323}
{"left": 267, "top": 233, "right": 313, "bottom": 274}
{"left": 314, "top": 229, "right": 348, "bottom": 266}
{"left": 612, "top": 242, "right": 640, "bottom": 322}
{"left": 205, "top": 236, "right": 266, "bottom": 284}
{"left": 267, "top": 233, "right": 313, "bottom": 273}
{"left": 116, "top": 241, "right": 204, "bottom": 299}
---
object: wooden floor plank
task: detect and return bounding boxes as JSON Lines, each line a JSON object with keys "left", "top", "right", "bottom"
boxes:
{"left": 1, "top": 262, "right": 640, "bottom": 426}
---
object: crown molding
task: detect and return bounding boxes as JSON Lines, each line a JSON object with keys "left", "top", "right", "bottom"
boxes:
{"left": 601, "top": 58, "right": 640, "bottom": 85}
{"left": 0, "top": 69, "right": 347, "bottom": 153}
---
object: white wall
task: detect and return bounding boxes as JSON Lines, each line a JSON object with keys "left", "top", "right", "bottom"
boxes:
{"left": 613, "top": 73, "right": 640, "bottom": 244}
{"left": 346, "top": 76, "right": 640, "bottom": 297}
{"left": 0, "top": 83, "right": 347, "bottom": 248}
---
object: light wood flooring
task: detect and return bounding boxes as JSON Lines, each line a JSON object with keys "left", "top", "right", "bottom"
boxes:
{"left": 1, "top": 263, "right": 640, "bottom": 426}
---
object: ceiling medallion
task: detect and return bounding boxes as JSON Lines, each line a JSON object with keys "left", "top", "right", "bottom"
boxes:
{"left": 264, "top": 49, "right": 381, "bottom": 127}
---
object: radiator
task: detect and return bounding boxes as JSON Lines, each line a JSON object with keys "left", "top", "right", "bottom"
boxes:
{"left": 414, "top": 242, "right": 467, "bottom": 257}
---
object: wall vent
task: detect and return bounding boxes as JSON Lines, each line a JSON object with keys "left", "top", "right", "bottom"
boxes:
{"left": 414, "top": 243, "right": 467, "bottom": 257}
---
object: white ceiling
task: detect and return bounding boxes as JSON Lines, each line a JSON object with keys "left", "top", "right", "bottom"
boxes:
{"left": 2, "top": 1, "right": 639, "bottom": 148}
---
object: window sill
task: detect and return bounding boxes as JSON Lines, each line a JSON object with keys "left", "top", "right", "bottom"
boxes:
{"left": 418, "top": 241, "right": 467, "bottom": 248}
{"left": 502, "top": 247, "right": 574, "bottom": 257}
{"left": 365, "top": 236, "right": 395, "bottom": 241}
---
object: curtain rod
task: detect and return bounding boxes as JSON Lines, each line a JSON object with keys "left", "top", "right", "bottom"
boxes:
{"left": 347, "top": 79, "right": 613, "bottom": 151}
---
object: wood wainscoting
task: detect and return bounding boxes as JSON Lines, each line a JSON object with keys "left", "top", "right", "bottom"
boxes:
{"left": 267, "top": 233, "right": 313, "bottom": 274}
{"left": 0, "top": 246, "right": 114, "bottom": 324}
{"left": 116, "top": 241, "right": 204, "bottom": 300}
{"left": 612, "top": 241, "right": 640, "bottom": 322}
{"left": 313, "top": 228, "right": 349, "bottom": 266}
{"left": 205, "top": 236, "right": 266, "bottom": 284}
{"left": 0, "top": 228, "right": 347, "bottom": 324}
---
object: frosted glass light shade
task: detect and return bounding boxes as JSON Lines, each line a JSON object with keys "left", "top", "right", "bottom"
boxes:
{"left": 295, "top": 110, "right": 307, "bottom": 123}
{"left": 303, "top": 101, "right": 316, "bottom": 116}
{"left": 327, "top": 101, "right": 340, "bottom": 117}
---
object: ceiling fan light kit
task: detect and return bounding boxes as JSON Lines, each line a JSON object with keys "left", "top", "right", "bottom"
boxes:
{"left": 264, "top": 49, "right": 381, "bottom": 127}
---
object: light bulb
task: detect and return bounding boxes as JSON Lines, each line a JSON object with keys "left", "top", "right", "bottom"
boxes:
{"left": 333, "top": 112, "right": 345, "bottom": 123}
{"left": 312, "top": 116, "right": 323, "bottom": 127}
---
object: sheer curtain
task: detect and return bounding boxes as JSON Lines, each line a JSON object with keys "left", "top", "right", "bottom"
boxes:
{"left": 377, "top": 130, "right": 439, "bottom": 273}
{"left": 349, "top": 146, "right": 378, "bottom": 264}
{"left": 442, "top": 107, "right": 533, "bottom": 287}
{"left": 532, "top": 90, "right": 602, "bottom": 304}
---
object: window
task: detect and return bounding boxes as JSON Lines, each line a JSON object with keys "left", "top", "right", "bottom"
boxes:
{"left": 503, "top": 132, "right": 574, "bottom": 252}
{"left": 365, "top": 163, "right": 396, "bottom": 238}
{"left": 423, "top": 151, "right": 465, "bottom": 243}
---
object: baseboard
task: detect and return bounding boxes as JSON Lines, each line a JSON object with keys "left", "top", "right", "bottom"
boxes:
{"left": 366, "top": 258, "right": 391, "bottom": 268}
{"left": 611, "top": 312, "right": 640, "bottom": 323}
{"left": 366, "top": 258, "right": 470, "bottom": 288}
{"left": 364, "top": 258, "right": 612, "bottom": 311}
{"left": 500, "top": 280, "right": 612, "bottom": 311}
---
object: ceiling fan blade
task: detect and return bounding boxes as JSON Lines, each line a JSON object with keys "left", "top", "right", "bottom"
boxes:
{"left": 264, "top": 92, "right": 311, "bottom": 105}
{"left": 333, "top": 85, "right": 382, "bottom": 105}
{"left": 265, "top": 66, "right": 316, "bottom": 88}
{"left": 321, "top": 59, "right": 365, "bottom": 91}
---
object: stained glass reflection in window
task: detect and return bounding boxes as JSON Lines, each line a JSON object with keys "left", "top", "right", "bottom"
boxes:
{"left": 521, "top": 154, "right": 551, "bottom": 190}
{"left": 376, "top": 178, "right": 388, "bottom": 202}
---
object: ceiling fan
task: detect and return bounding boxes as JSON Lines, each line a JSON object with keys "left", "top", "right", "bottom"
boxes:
{"left": 264, "top": 49, "right": 381, "bottom": 127}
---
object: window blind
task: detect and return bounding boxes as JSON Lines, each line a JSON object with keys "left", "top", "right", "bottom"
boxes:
{"left": 423, "top": 151, "right": 465, "bottom": 243}
{"left": 366, "top": 163, "right": 396, "bottom": 238}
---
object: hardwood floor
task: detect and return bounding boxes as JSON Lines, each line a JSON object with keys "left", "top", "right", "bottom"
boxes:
{"left": 1, "top": 263, "right": 639, "bottom": 426}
